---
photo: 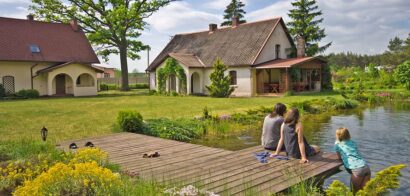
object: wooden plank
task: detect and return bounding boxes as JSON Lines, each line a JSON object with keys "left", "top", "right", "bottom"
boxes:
{"left": 224, "top": 152, "right": 338, "bottom": 195}
{"left": 125, "top": 146, "right": 227, "bottom": 171}
{"left": 60, "top": 133, "right": 342, "bottom": 195}
{"left": 154, "top": 146, "right": 265, "bottom": 183}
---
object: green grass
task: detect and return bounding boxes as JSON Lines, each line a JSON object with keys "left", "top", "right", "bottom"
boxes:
{"left": 0, "top": 90, "right": 341, "bottom": 142}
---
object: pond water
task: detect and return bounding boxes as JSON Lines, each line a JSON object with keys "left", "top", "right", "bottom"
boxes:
{"left": 194, "top": 102, "right": 410, "bottom": 195}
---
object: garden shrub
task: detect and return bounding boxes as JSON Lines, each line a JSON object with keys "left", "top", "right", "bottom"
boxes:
{"left": 202, "top": 106, "right": 211, "bottom": 120}
{"left": 69, "top": 148, "right": 109, "bottom": 167}
{"left": 129, "top": 83, "right": 149, "bottom": 89}
{"left": 100, "top": 83, "right": 118, "bottom": 91}
{"left": 0, "top": 154, "right": 56, "bottom": 193}
{"left": 148, "top": 90, "right": 157, "bottom": 95}
{"left": 13, "top": 161, "right": 123, "bottom": 196}
{"left": 284, "top": 91, "right": 294, "bottom": 97}
{"left": 117, "top": 111, "right": 144, "bottom": 133}
{"left": 394, "top": 60, "right": 410, "bottom": 90}
{"left": 0, "top": 147, "right": 112, "bottom": 195}
{"left": 99, "top": 83, "right": 108, "bottom": 91}
{"left": 16, "top": 89, "right": 39, "bottom": 98}
{"left": 0, "top": 84, "right": 5, "bottom": 98}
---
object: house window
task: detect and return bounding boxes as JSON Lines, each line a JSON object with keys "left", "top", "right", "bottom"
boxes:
{"left": 2, "top": 76, "right": 15, "bottom": 94}
{"left": 76, "top": 73, "right": 95, "bottom": 87}
{"left": 104, "top": 73, "right": 110, "bottom": 78}
{"left": 29, "top": 44, "right": 40, "bottom": 53}
{"left": 275, "top": 44, "right": 281, "bottom": 59}
{"left": 229, "top": 71, "right": 237, "bottom": 85}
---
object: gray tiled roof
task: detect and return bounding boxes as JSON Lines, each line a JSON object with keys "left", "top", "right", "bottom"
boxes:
{"left": 169, "top": 53, "right": 204, "bottom": 68}
{"left": 147, "top": 17, "right": 292, "bottom": 71}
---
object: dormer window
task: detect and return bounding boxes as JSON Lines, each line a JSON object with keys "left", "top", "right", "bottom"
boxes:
{"left": 275, "top": 44, "right": 281, "bottom": 59}
{"left": 29, "top": 44, "right": 40, "bottom": 53}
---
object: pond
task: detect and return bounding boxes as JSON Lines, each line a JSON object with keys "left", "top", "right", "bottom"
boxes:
{"left": 194, "top": 102, "right": 410, "bottom": 195}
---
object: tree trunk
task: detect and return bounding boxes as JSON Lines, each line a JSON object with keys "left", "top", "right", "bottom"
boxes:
{"left": 119, "top": 46, "right": 129, "bottom": 91}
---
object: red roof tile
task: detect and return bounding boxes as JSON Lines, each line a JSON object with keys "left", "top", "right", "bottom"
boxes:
{"left": 254, "top": 57, "right": 326, "bottom": 69}
{"left": 0, "top": 17, "right": 99, "bottom": 63}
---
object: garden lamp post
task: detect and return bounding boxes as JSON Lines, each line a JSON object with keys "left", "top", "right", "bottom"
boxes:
{"left": 41, "top": 126, "right": 48, "bottom": 141}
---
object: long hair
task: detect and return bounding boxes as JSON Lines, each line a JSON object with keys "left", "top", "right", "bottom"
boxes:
{"left": 271, "top": 103, "right": 287, "bottom": 117}
{"left": 284, "top": 108, "right": 300, "bottom": 125}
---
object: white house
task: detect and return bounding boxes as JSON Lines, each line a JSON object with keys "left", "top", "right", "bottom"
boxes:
{"left": 146, "top": 17, "right": 327, "bottom": 97}
{"left": 0, "top": 15, "right": 102, "bottom": 97}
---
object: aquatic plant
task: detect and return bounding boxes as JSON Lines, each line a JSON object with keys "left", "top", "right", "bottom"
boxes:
{"left": 326, "top": 164, "right": 406, "bottom": 196}
{"left": 144, "top": 118, "right": 202, "bottom": 142}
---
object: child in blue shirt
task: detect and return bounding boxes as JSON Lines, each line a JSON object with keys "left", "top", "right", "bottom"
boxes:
{"left": 334, "top": 127, "right": 371, "bottom": 193}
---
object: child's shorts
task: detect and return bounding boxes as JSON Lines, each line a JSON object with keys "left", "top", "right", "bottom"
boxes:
{"left": 347, "top": 165, "right": 371, "bottom": 177}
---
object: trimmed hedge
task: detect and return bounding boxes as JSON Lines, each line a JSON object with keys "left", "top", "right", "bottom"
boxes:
{"left": 117, "top": 111, "right": 144, "bottom": 133}
{"left": 100, "top": 83, "right": 148, "bottom": 91}
{"left": 16, "top": 89, "right": 40, "bottom": 98}
{"left": 0, "top": 84, "right": 5, "bottom": 98}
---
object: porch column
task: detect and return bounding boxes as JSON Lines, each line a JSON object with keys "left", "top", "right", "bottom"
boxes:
{"left": 47, "top": 73, "right": 53, "bottom": 96}
{"left": 176, "top": 77, "right": 180, "bottom": 93}
{"left": 251, "top": 68, "right": 257, "bottom": 96}
{"left": 186, "top": 71, "right": 191, "bottom": 95}
{"left": 285, "top": 68, "right": 290, "bottom": 92}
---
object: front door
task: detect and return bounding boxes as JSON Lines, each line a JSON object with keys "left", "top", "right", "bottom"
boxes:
{"left": 55, "top": 74, "right": 66, "bottom": 95}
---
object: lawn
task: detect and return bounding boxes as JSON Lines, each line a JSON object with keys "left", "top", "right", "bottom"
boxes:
{"left": 0, "top": 90, "right": 341, "bottom": 142}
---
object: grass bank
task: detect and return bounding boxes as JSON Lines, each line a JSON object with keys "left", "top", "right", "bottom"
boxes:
{"left": 0, "top": 90, "right": 340, "bottom": 142}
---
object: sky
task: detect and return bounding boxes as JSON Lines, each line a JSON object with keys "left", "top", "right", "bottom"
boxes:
{"left": 1, "top": 0, "right": 410, "bottom": 72}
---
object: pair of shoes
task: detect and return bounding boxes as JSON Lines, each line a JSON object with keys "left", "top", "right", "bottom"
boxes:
{"left": 69, "top": 141, "right": 94, "bottom": 149}
{"left": 142, "top": 152, "right": 160, "bottom": 158}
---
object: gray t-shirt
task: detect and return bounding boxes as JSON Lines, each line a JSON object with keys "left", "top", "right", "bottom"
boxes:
{"left": 261, "top": 115, "right": 284, "bottom": 149}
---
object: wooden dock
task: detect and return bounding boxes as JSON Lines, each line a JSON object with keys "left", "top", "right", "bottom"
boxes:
{"left": 60, "top": 132, "right": 342, "bottom": 195}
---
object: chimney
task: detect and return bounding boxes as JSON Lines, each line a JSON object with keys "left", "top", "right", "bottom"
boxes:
{"left": 27, "top": 14, "right": 34, "bottom": 21}
{"left": 70, "top": 18, "right": 79, "bottom": 31}
{"left": 232, "top": 16, "right": 239, "bottom": 28}
{"left": 209, "top": 24, "right": 217, "bottom": 33}
{"left": 295, "top": 34, "right": 305, "bottom": 58}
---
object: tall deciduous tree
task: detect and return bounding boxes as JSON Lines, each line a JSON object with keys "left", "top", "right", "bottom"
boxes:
{"left": 206, "top": 59, "right": 233, "bottom": 97}
{"left": 30, "top": 0, "right": 173, "bottom": 91}
{"left": 221, "top": 0, "right": 246, "bottom": 26}
{"left": 287, "top": 0, "right": 331, "bottom": 56}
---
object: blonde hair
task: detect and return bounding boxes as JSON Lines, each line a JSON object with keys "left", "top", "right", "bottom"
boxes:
{"left": 336, "top": 127, "right": 351, "bottom": 142}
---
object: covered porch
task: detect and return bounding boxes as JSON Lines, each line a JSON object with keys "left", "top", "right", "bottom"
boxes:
{"left": 253, "top": 57, "right": 325, "bottom": 95}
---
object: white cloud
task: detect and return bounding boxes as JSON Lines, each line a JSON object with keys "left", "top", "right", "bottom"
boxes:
{"left": 247, "top": 0, "right": 291, "bottom": 22}
{"left": 146, "top": 1, "right": 220, "bottom": 33}
{"left": 247, "top": 0, "right": 410, "bottom": 54}
{"left": 204, "top": 0, "right": 248, "bottom": 10}
{"left": 0, "top": 0, "right": 29, "bottom": 4}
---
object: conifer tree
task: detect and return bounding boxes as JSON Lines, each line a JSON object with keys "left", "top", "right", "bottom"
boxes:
{"left": 221, "top": 0, "right": 246, "bottom": 26}
{"left": 287, "top": 0, "right": 331, "bottom": 56}
{"left": 388, "top": 36, "right": 403, "bottom": 53}
{"left": 206, "top": 59, "right": 234, "bottom": 97}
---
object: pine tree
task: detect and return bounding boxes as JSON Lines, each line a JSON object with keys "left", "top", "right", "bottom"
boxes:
{"left": 287, "top": 0, "right": 331, "bottom": 56}
{"left": 388, "top": 36, "right": 403, "bottom": 53}
{"left": 206, "top": 59, "right": 234, "bottom": 97}
{"left": 221, "top": 0, "right": 246, "bottom": 26}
